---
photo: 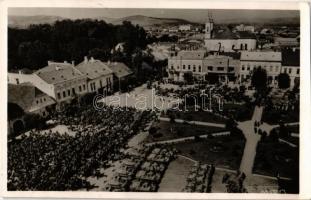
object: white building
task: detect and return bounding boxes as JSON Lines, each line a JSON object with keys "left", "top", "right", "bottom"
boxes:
{"left": 204, "top": 20, "right": 257, "bottom": 52}
{"left": 239, "top": 51, "right": 282, "bottom": 85}
{"left": 8, "top": 83, "right": 56, "bottom": 117}
{"left": 179, "top": 24, "right": 192, "bottom": 31}
{"left": 167, "top": 50, "right": 240, "bottom": 83}
{"left": 236, "top": 24, "right": 255, "bottom": 33}
{"left": 281, "top": 48, "right": 300, "bottom": 88}
{"left": 76, "top": 57, "right": 114, "bottom": 94}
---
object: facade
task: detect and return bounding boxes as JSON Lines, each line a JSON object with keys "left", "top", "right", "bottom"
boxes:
{"left": 236, "top": 24, "right": 255, "bottom": 33}
{"left": 8, "top": 83, "right": 56, "bottom": 117}
{"left": 179, "top": 24, "right": 192, "bottom": 31}
{"left": 34, "top": 61, "right": 88, "bottom": 102}
{"left": 239, "top": 51, "right": 282, "bottom": 85}
{"left": 76, "top": 57, "right": 114, "bottom": 95}
{"left": 281, "top": 48, "right": 300, "bottom": 88}
{"left": 104, "top": 61, "right": 133, "bottom": 91}
{"left": 167, "top": 50, "right": 239, "bottom": 83}
{"left": 204, "top": 20, "right": 257, "bottom": 52}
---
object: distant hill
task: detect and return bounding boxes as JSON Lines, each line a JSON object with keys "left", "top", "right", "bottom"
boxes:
{"left": 8, "top": 15, "right": 65, "bottom": 28}
{"left": 8, "top": 14, "right": 196, "bottom": 29}
{"left": 107, "top": 15, "right": 196, "bottom": 26}
{"left": 8, "top": 14, "right": 299, "bottom": 29}
{"left": 216, "top": 16, "right": 300, "bottom": 25}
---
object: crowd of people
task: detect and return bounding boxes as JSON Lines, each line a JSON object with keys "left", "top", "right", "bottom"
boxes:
{"left": 8, "top": 103, "right": 155, "bottom": 191}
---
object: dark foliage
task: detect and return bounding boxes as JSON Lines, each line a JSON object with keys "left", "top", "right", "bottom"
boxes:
{"left": 8, "top": 20, "right": 148, "bottom": 71}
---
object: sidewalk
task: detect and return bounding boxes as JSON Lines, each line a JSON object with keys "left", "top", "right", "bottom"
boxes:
{"left": 159, "top": 117, "right": 226, "bottom": 128}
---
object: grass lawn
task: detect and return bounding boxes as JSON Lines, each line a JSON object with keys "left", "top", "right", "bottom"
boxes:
{"left": 262, "top": 108, "right": 299, "bottom": 125}
{"left": 220, "top": 103, "right": 255, "bottom": 121}
{"left": 166, "top": 135, "right": 245, "bottom": 170}
{"left": 146, "top": 121, "right": 226, "bottom": 143}
{"left": 161, "top": 110, "right": 227, "bottom": 124}
{"left": 253, "top": 140, "right": 299, "bottom": 178}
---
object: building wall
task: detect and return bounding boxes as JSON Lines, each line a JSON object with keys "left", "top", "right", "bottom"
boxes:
{"left": 205, "top": 39, "right": 256, "bottom": 52}
{"left": 239, "top": 61, "right": 282, "bottom": 84}
{"left": 282, "top": 66, "right": 300, "bottom": 88}
{"left": 54, "top": 77, "right": 88, "bottom": 102}
{"left": 87, "top": 74, "right": 113, "bottom": 93}
{"left": 8, "top": 72, "right": 35, "bottom": 85}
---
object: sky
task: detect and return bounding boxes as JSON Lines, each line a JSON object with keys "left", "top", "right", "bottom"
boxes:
{"left": 8, "top": 8, "right": 299, "bottom": 23}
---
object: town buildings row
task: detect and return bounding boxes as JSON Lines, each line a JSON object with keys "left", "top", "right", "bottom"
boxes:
{"left": 167, "top": 48, "right": 299, "bottom": 88}
{"left": 8, "top": 57, "right": 132, "bottom": 118}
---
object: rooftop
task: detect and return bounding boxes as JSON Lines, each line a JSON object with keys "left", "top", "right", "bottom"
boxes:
{"left": 240, "top": 51, "right": 282, "bottom": 62}
{"left": 104, "top": 62, "right": 133, "bottom": 78}
{"left": 76, "top": 57, "right": 113, "bottom": 80}
{"left": 35, "top": 61, "right": 85, "bottom": 84}
{"left": 8, "top": 83, "right": 55, "bottom": 112}
{"left": 212, "top": 28, "right": 256, "bottom": 40}
{"left": 173, "top": 50, "right": 206, "bottom": 60}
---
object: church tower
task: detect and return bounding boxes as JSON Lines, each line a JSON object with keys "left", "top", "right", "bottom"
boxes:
{"left": 205, "top": 12, "right": 214, "bottom": 39}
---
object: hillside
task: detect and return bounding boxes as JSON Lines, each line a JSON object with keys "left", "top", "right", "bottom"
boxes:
{"left": 8, "top": 15, "right": 65, "bottom": 28}
{"left": 8, "top": 14, "right": 196, "bottom": 29}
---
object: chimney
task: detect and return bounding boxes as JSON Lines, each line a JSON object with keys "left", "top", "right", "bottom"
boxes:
{"left": 107, "top": 60, "right": 111, "bottom": 65}
{"left": 64, "top": 61, "right": 68, "bottom": 64}
{"left": 72, "top": 60, "right": 75, "bottom": 66}
{"left": 90, "top": 57, "right": 95, "bottom": 63}
{"left": 84, "top": 56, "right": 88, "bottom": 63}
{"left": 48, "top": 61, "right": 52, "bottom": 66}
{"left": 18, "top": 70, "right": 22, "bottom": 75}
{"left": 293, "top": 48, "right": 296, "bottom": 52}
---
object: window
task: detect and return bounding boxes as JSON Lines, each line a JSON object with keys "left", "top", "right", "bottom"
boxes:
{"left": 297, "top": 69, "right": 300, "bottom": 74}
{"left": 16, "top": 78, "right": 19, "bottom": 84}
{"left": 208, "top": 66, "right": 213, "bottom": 71}
{"left": 228, "top": 67, "right": 234, "bottom": 72}
{"left": 198, "top": 66, "right": 201, "bottom": 72}
{"left": 79, "top": 85, "right": 82, "bottom": 92}
{"left": 245, "top": 44, "right": 248, "bottom": 50}
{"left": 72, "top": 88, "right": 76, "bottom": 95}
{"left": 63, "top": 91, "right": 66, "bottom": 98}
{"left": 43, "top": 98, "right": 46, "bottom": 102}
{"left": 284, "top": 68, "right": 287, "bottom": 73}
{"left": 217, "top": 67, "right": 224, "bottom": 71}
{"left": 247, "top": 67, "right": 250, "bottom": 71}
{"left": 36, "top": 100, "right": 39, "bottom": 104}
{"left": 57, "top": 93, "right": 61, "bottom": 99}
{"left": 183, "top": 65, "right": 185, "bottom": 69}
{"left": 100, "top": 80, "right": 103, "bottom": 88}
{"left": 171, "top": 65, "right": 174, "bottom": 69}
{"left": 188, "top": 65, "right": 191, "bottom": 70}
{"left": 242, "top": 67, "right": 245, "bottom": 71}
{"left": 240, "top": 44, "right": 243, "bottom": 50}
{"left": 67, "top": 90, "right": 70, "bottom": 96}
{"left": 193, "top": 66, "right": 196, "bottom": 72}
{"left": 177, "top": 66, "right": 179, "bottom": 69}
{"left": 83, "top": 84, "right": 86, "bottom": 90}
{"left": 289, "top": 68, "right": 292, "bottom": 74}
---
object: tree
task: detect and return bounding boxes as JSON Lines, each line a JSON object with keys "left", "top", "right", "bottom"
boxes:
{"left": 278, "top": 73, "right": 290, "bottom": 89}
{"left": 183, "top": 72, "right": 194, "bottom": 84}
{"left": 251, "top": 67, "right": 267, "bottom": 91}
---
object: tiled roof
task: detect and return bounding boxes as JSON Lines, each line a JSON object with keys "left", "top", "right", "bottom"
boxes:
{"left": 105, "top": 62, "right": 133, "bottom": 78}
{"left": 35, "top": 62, "right": 85, "bottom": 84}
{"left": 8, "top": 83, "right": 54, "bottom": 112}
{"left": 281, "top": 49, "right": 300, "bottom": 66}
{"left": 174, "top": 50, "right": 206, "bottom": 60}
{"left": 241, "top": 51, "right": 282, "bottom": 62}
{"left": 76, "top": 59, "right": 113, "bottom": 80}
{"left": 212, "top": 29, "right": 256, "bottom": 40}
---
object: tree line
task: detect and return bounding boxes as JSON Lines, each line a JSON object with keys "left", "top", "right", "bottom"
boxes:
{"left": 8, "top": 19, "right": 150, "bottom": 72}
